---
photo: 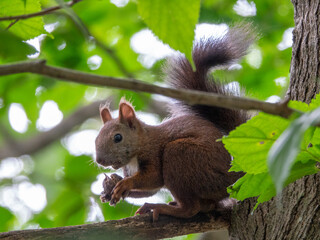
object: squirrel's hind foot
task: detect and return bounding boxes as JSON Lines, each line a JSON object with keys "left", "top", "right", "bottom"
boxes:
{"left": 136, "top": 200, "right": 201, "bottom": 222}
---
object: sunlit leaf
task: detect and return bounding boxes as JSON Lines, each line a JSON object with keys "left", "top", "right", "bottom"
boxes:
{"left": 0, "top": 207, "right": 15, "bottom": 232}
{"left": 289, "top": 92, "right": 320, "bottom": 112}
{"left": 223, "top": 113, "right": 289, "bottom": 174}
{"left": 0, "top": 30, "right": 37, "bottom": 60}
{"left": 0, "top": 0, "right": 47, "bottom": 40}
{"left": 268, "top": 107, "right": 320, "bottom": 193}
{"left": 224, "top": 95, "right": 320, "bottom": 208}
{"left": 288, "top": 100, "right": 309, "bottom": 112}
{"left": 228, "top": 159, "right": 318, "bottom": 208}
{"left": 137, "top": 0, "right": 200, "bottom": 68}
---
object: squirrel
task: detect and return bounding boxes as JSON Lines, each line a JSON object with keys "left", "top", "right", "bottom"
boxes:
{"left": 95, "top": 25, "right": 254, "bottom": 221}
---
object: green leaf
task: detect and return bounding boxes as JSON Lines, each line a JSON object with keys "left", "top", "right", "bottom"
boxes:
{"left": 19, "top": 0, "right": 27, "bottom": 8}
{"left": 288, "top": 100, "right": 309, "bottom": 112}
{"left": 285, "top": 160, "right": 318, "bottom": 184}
{"left": 268, "top": 107, "right": 320, "bottom": 194}
{"left": 64, "top": 154, "right": 98, "bottom": 183}
{"left": 311, "top": 128, "right": 320, "bottom": 146}
{"left": 223, "top": 113, "right": 289, "bottom": 174}
{"left": 54, "top": 0, "right": 89, "bottom": 40}
{"left": 0, "top": 207, "right": 15, "bottom": 231}
{"left": 0, "top": 30, "right": 37, "bottom": 60}
{"left": 137, "top": 0, "right": 200, "bottom": 68}
{"left": 49, "top": 189, "right": 86, "bottom": 226}
{"left": 309, "top": 94, "right": 320, "bottom": 110}
{"left": 100, "top": 200, "right": 139, "bottom": 221}
{"left": 31, "top": 214, "right": 55, "bottom": 229}
{"left": 224, "top": 106, "right": 320, "bottom": 208}
{"left": 307, "top": 144, "right": 320, "bottom": 162}
{"left": 0, "top": 0, "right": 47, "bottom": 40}
{"left": 289, "top": 93, "right": 320, "bottom": 112}
{"left": 228, "top": 172, "right": 274, "bottom": 202}
{"left": 228, "top": 160, "right": 318, "bottom": 208}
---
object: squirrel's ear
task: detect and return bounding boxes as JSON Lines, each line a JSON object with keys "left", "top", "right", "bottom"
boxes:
{"left": 99, "top": 103, "right": 112, "bottom": 123}
{"left": 119, "top": 98, "right": 137, "bottom": 128}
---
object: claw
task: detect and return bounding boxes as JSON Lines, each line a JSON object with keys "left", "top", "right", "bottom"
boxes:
{"left": 135, "top": 203, "right": 160, "bottom": 222}
{"left": 153, "top": 209, "right": 159, "bottom": 222}
{"left": 168, "top": 201, "right": 177, "bottom": 206}
{"left": 109, "top": 199, "right": 117, "bottom": 206}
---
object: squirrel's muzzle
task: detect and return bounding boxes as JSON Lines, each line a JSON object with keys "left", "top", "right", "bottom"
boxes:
{"left": 96, "top": 152, "right": 106, "bottom": 166}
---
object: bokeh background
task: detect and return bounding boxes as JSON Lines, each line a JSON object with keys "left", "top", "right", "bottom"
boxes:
{"left": 0, "top": 0, "right": 293, "bottom": 239}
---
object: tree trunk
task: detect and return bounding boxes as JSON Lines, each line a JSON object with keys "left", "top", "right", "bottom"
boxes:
{"left": 230, "top": 0, "right": 320, "bottom": 239}
{"left": 288, "top": 0, "right": 320, "bottom": 102}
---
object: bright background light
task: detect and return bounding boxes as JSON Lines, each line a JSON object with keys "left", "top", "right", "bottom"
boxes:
{"left": 36, "top": 101, "right": 63, "bottom": 131}
{"left": 9, "top": 103, "right": 29, "bottom": 133}
{"left": 1, "top": 1, "right": 293, "bottom": 227}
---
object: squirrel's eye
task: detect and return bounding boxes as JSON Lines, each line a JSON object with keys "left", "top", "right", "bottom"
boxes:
{"left": 113, "top": 134, "right": 122, "bottom": 143}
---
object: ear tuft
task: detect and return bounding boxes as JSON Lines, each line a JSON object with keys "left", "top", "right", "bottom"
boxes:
{"left": 119, "top": 98, "right": 136, "bottom": 128}
{"left": 119, "top": 97, "right": 134, "bottom": 108}
{"left": 99, "top": 102, "right": 112, "bottom": 123}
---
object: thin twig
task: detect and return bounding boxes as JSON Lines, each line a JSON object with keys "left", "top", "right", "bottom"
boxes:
{"left": 6, "top": 19, "right": 19, "bottom": 30}
{"left": 0, "top": 0, "right": 133, "bottom": 78}
{"left": 0, "top": 60, "right": 296, "bottom": 119}
{"left": 0, "top": 0, "right": 83, "bottom": 21}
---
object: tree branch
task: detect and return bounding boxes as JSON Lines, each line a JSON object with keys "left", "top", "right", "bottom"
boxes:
{"left": 0, "top": 99, "right": 105, "bottom": 160}
{"left": 0, "top": 0, "right": 83, "bottom": 21}
{"left": 5, "top": 19, "right": 19, "bottom": 30}
{"left": 0, "top": 212, "right": 229, "bottom": 239}
{"left": 0, "top": 0, "right": 134, "bottom": 80}
{"left": 0, "top": 96, "right": 168, "bottom": 160}
{"left": 0, "top": 60, "right": 297, "bottom": 119}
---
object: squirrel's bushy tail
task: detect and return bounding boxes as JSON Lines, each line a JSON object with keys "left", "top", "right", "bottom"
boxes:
{"left": 165, "top": 24, "right": 255, "bottom": 133}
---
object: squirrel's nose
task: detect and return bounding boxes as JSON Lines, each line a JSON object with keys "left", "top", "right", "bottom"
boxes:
{"left": 96, "top": 152, "right": 105, "bottom": 165}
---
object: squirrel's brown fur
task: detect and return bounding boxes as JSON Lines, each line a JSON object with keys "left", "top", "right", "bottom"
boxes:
{"left": 95, "top": 25, "right": 254, "bottom": 221}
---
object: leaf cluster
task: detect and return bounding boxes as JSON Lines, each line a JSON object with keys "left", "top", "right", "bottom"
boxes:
{"left": 223, "top": 96, "right": 320, "bottom": 208}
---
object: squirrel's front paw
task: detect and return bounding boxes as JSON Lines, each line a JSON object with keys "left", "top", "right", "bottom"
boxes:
{"left": 110, "top": 179, "right": 133, "bottom": 205}
{"left": 100, "top": 173, "right": 123, "bottom": 203}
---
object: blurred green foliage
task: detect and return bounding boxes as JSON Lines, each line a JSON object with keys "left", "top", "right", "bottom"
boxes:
{"left": 0, "top": 0, "right": 299, "bottom": 238}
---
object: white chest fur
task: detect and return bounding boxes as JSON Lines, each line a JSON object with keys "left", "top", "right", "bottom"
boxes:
{"left": 125, "top": 156, "right": 139, "bottom": 176}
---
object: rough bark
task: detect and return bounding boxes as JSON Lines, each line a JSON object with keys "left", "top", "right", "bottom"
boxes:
{"left": 288, "top": 0, "right": 320, "bottom": 102}
{"left": 230, "top": 174, "right": 320, "bottom": 240}
{"left": 0, "top": 212, "right": 229, "bottom": 240}
{"left": 230, "top": 0, "right": 320, "bottom": 239}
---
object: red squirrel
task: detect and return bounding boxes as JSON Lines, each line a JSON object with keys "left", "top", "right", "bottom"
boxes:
{"left": 95, "top": 25, "right": 254, "bottom": 221}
